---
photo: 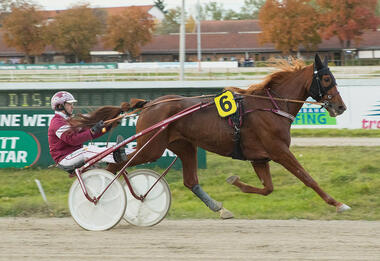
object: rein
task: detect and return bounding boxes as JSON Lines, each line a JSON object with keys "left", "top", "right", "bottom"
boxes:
{"left": 238, "top": 92, "right": 325, "bottom": 106}
{"left": 103, "top": 94, "right": 216, "bottom": 126}
{"left": 104, "top": 107, "right": 143, "bottom": 125}
{"left": 104, "top": 91, "right": 325, "bottom": 126}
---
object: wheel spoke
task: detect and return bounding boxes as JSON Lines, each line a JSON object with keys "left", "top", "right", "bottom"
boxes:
{"left": 101, "top": 191, "right": 122, "bottom": 203}
{"left": 144, "top": 175, "right": 150, "bottom": 191}
{"left": 140, "top": 202, "right": 163, "bottom": 214}
{"left": 100, "top": 175, "right": 107, "bottom": 190}
{"left": 130, "top": 179, "right": 142, "bottom": 195}
{"left": 89, "top": 205, "right": 97, "bottom": 226}
{"left": 131, "top": 175, "right": 150, "bottom": 194}
{"left": 97, "top": 205, "right": 115, "bottom": 220}
{"left": 135, "top": 175, "right": 163, "bottom": 196}
{"left": 86, "top": 186, "right": 96, "bottom": 198}
{"left": 146, "top": 186, "right": 165, "bottom": 200}
{"left": 74, "top": 197, "right": 92, "bottom": 213}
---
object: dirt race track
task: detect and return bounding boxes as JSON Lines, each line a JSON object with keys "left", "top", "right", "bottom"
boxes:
{"left": 1, "top": 218, "right": 379, "bottom": 261}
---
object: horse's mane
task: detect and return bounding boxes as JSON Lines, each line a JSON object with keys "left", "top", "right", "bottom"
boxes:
{"left": 226, "top": 58, "right": 308, "bottom": 95}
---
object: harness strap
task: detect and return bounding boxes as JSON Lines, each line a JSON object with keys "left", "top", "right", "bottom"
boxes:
{"left": 266, "top": 88, "right": 280, "bottom": 110}
{"left": 227, "top": 97, "right": 246, "bottom": 160}
{"left": 244, "top": 108, "right": 295, "bottom": 122}
{"left": 271, "top": 109, "right": 295, "bottom": 122}
{"left": 244, "top": 89, "right": 295, "bottom": 122}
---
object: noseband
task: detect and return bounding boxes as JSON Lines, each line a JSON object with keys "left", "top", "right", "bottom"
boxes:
{"left": 309, "top": 66, "right": 337, "bottom": 103}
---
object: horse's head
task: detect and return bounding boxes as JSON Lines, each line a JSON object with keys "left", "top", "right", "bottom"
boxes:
{"left": 309, "top": 54, "right": 346, "bottom": 117}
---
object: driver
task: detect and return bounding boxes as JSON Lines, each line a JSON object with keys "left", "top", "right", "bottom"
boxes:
{"left": 48, "top": 91, "right": 129, "bottom": 173}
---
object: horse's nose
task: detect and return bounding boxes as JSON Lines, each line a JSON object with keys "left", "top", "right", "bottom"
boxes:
{"left": 338, "top": 105, "right": 346, "bottom": 114}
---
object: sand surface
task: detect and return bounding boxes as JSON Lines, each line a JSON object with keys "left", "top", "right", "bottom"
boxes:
{"left": 1, "top": 218, "right": 379, "bottom": 261}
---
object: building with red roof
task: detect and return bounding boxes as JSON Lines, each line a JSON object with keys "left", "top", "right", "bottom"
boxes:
{"left": 0, "top": 13, "right": 379, "bottom": 65}
{"left": 140, "top": 20, "right": 380, "bottom": 65}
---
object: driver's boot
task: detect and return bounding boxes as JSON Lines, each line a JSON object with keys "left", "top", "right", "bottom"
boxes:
{"left": 113, "top": 135, "right": 127, "bottom": 163}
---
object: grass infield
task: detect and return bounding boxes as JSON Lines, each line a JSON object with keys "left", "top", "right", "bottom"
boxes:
{"left": 0, "top": 146, "right": 379, "bottom": 220}
{"left": 291, "top": 129, "right": 380, "bottom": 137}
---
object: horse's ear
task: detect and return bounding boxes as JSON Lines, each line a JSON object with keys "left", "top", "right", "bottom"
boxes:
{"left": 323, "top": 56, "right": 328, "bottom": 67}
{"left": 314, "top": 54, "right": 323, "bottom": 70}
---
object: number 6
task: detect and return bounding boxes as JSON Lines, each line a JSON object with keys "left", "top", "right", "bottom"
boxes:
{"left": 220, "top": 95, "right": 232, "bottom": 112}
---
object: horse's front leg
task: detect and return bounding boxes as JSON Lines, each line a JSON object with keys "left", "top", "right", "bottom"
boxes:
{"left": 272, "top": 145, "right": 351, "bottom": 212}
{"left": 227, "top": 161, "right": 274, "bottom": 195}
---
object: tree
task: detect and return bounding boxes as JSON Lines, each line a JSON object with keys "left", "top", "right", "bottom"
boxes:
{"left": 223, "top": 9, "right": 240, "bottom": 20}
{"left": 154, "top": 7, "right": 194, "bottom": 34}
{"left": 2, "top": 2, "right": 47, "bottom": 63}
{"left": 93, "top": 8, "right": 108, "bottom": 26}
{"left": 239, "top": 0, "right": 265, "bottom": 19}
{"left": 0, "top": 0, "right": 25, "bottom": 25}
{"left": 0, "top": 0, "right": 22, "bottom": 12}
{"left": 197, "top": 0, "right": 265, "bottom": 21}
{"left": 103, "top": 6, "right": 155, "bottom": 60}
{"left": 259, "top": 0, "right": 321, "bottom": 54}
{"left": 199, "top": 2, "right": 225, "bottom": 20}
{"left": 154, "top": 0, "right": 167, "bottom": 14}
{"left": 317, "top": 0, "right": 380, "bottom": 48}
{"left": 186, "top": 15, "right": 196, "bottom": 33}
{"left": 154, "top": 7, "right": 183, "bottom": 34}
{"left": 46, "top": 4, "right": 103, "bottom": 63}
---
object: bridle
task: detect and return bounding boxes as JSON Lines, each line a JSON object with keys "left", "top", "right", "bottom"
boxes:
{"left": 309, "top": 65, "right": 340, "bottom": 107}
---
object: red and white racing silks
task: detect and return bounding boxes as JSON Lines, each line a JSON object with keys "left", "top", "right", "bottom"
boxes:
{"left": 58, "top": 144, "right": 117, "bottom": 167}
{"left": 48, "top": 111, "right": 134, "bottom": 169}
{"left": 48, "top": 111, "right": 102, "bottom": 163}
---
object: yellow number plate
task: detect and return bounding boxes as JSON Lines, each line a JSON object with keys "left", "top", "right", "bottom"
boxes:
{"left": 214, "top": 91, "right": 237, "bottom": 117}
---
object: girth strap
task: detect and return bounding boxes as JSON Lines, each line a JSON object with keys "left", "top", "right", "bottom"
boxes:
{"left": 225, "top": 90, "right": 294, "bottom": 161}
{"left": 227, "top": 96, "right": 246, "bottom": 160}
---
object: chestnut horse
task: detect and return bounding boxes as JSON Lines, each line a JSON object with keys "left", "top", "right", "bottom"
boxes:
{"left": 71, "top": 54, "right": 351, "bottom": 218}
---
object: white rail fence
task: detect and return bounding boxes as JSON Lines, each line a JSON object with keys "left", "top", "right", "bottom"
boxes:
{"left": 0, "top": 66, "right": 379, "bottom": 82}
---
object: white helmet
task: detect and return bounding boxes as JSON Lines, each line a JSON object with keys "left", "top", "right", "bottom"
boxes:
{"left": 51, "top": 91, "right": 77, "bottom": 110}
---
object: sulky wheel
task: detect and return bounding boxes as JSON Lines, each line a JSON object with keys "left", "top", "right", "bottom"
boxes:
{"left": 68, "top": 169, "right": 126, "bottom": 231}
{"left": 122, "top": 169, "right": 171, "bottom": 227}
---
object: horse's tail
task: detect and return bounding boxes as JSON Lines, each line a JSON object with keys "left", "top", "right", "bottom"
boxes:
{"left": 67, "top": 98, "right": 148, "bottom": 130}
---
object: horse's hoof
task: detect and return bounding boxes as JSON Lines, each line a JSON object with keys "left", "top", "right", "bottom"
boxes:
{"left": 219, "top": 207, "right": 234, "bottom": 219}
{"left": 337, "top": 203, "right": 351, "bottom": 213}
{"left": 226, "top": 175, "right": 240, "bottom": 185}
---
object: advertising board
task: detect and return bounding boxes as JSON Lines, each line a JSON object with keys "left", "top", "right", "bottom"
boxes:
{"left": 0, "top": 109, "right": 205, "bottom": 169}
{"left": 345, "top": 86, "right": 380, "bottom": 129}
{"left": 291, "top": 85, "right": 380, "bottom": 129}
{"left": 0, "top": 130, "right": 40, "bottom": 168}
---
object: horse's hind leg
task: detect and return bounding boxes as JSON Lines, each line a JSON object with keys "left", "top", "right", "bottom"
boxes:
{"left": 168, "top": 140, "right": 234, "bottom": 219}
{"left": 227, "top": 161, "right": 274, "bottom": 195}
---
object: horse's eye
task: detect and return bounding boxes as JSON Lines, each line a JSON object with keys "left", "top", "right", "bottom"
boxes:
{"left": 324, "top": 78, "right": 331, "bottom": 83}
